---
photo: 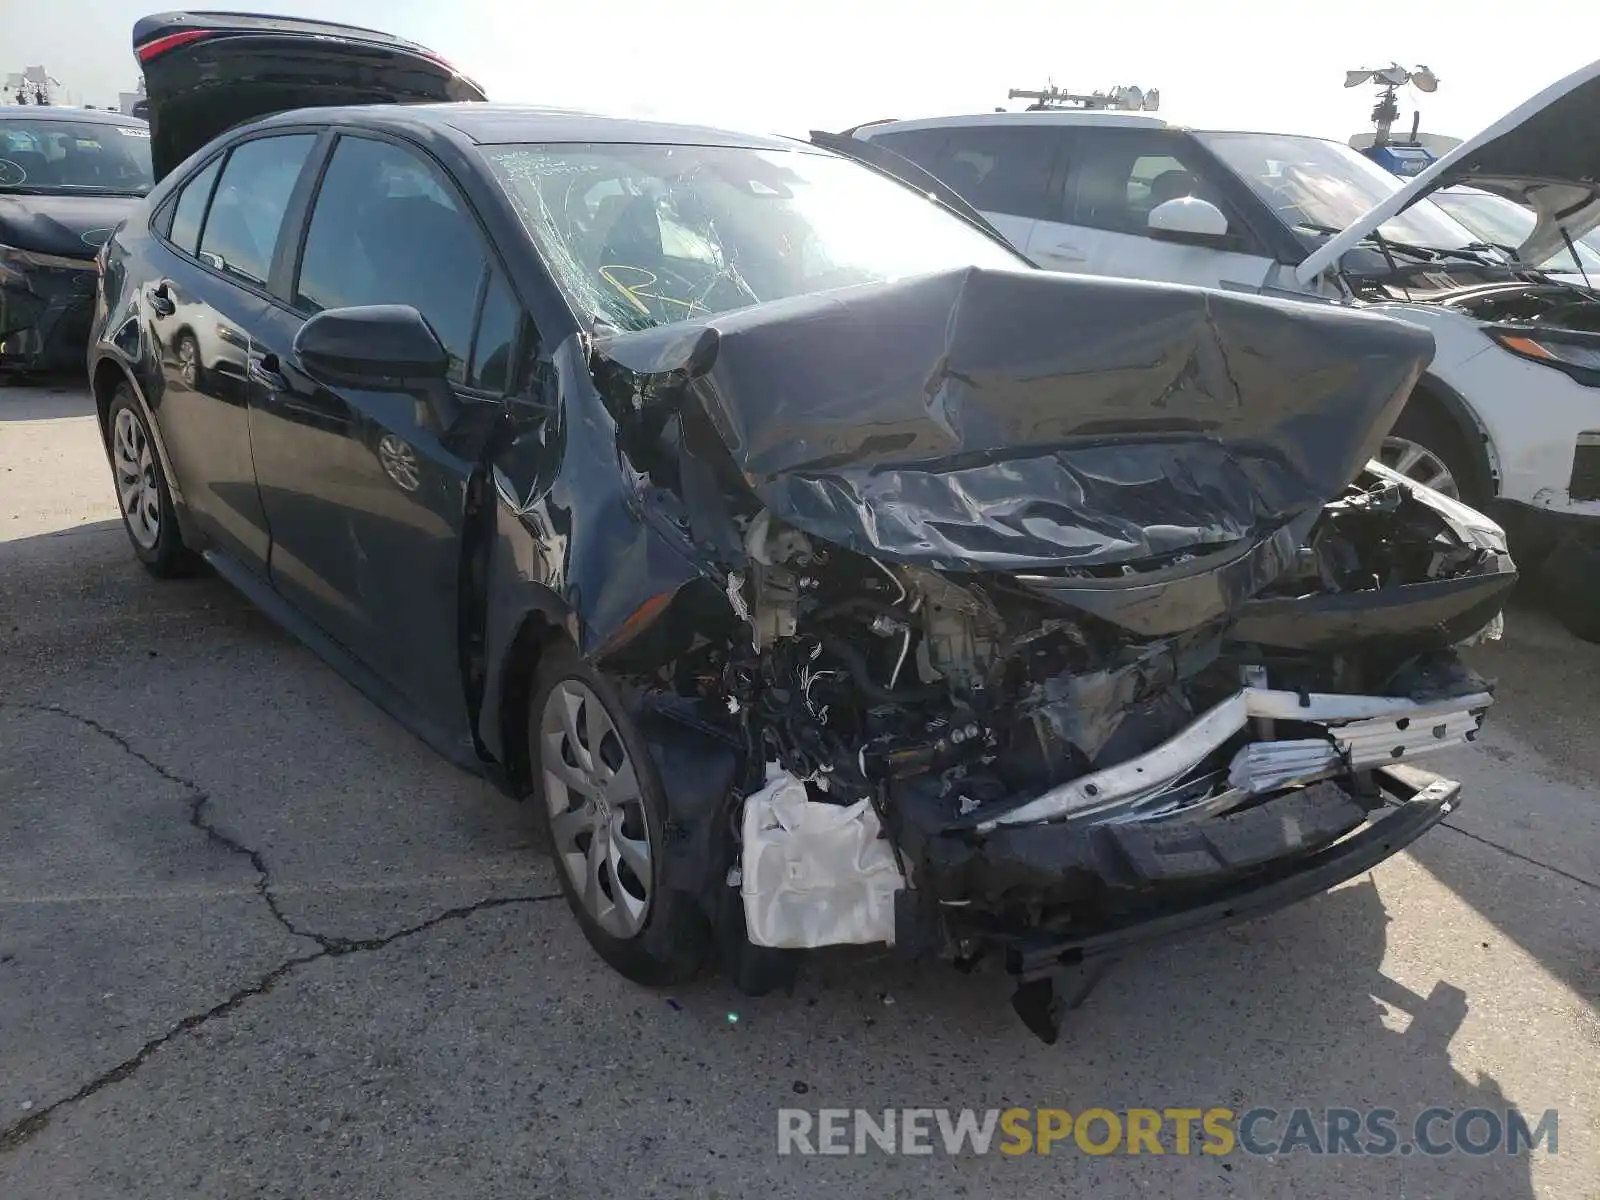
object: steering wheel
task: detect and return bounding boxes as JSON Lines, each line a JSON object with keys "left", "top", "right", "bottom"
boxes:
{"left": 0, "top": 159, "right": 26, "bottom": 186}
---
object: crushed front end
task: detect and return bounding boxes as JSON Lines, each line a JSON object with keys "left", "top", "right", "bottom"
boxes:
{"left": 0, "top": 243, "right": 100, "bottom": 374}
{"left": 586, "top": 266, "right": 1516, "bottom": 1040}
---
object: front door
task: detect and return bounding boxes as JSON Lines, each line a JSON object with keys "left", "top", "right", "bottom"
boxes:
{"left": 1043, "top": 128, "right": 1277, "bottom": 291}
{"left": 247, "top": 132, "right": 520, "bottom": 739}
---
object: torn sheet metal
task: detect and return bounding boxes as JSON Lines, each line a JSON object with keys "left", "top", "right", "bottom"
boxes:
{"left": 593, "top": 266, "right": 1435, "bottom": 570}
{"left": 741, "top": 765, "right": 905, "bottom": 948}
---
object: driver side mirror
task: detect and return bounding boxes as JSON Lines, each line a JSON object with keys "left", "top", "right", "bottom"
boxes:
{"left": 294, "top": 304, "right": 450, "bottom": 390}
{"left": 294, "top": 304, "right": 461, "bottom": 432}
{"left": 1147, "top": 197, "right": 1235, "bottom": 248}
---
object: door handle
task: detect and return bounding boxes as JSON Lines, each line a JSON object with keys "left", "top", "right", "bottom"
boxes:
{"left": 148, "top": 280, "right": 175, "bottom": 317}
{"left": 248, "top": 351, "right": 288, "bottom": 392}
{"left": 1040, "top": 242, "right": 1088, "bottom": 263}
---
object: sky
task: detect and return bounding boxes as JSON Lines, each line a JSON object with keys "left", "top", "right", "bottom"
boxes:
{"left": 8, "top": 0, "right": 1600, "bottom": 145}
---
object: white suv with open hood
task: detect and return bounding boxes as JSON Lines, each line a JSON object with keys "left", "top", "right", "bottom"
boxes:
{"left": 849, "top": 62, "right": 1600, "bottom": 578}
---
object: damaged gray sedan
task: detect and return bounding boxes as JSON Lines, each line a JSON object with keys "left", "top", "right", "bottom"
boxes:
{"left": 97, "top": 13, "right": 1515, "bottom": 1042}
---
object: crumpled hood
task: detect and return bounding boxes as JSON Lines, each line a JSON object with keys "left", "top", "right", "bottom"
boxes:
{"left": 0, "top": 193, "right": 139, "bottom": 259}
{"left": 595, "top": 266, "right": 1434, "bottom": 571}
{"left": 1299, "top": 56, "right": 1600, "bottom": 283}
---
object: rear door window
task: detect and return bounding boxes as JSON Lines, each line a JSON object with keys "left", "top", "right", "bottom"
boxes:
{"left": 865, "top": 127, "right": 949, "bottom": 173}
{"left": 924, "top": 126, "right": 1064, "bottom": 221}
{"left": 197, "top": 134, "right": 317, "bottom": 285}
{"left": 294, "top": 135, "right": 487, "bottom": 384}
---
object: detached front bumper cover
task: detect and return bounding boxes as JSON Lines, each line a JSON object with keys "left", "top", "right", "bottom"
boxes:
{"left": 995, "top": 764, "right": 1460, "bottom": 1042}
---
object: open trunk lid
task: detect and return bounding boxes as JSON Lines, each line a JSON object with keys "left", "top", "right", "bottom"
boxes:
{"left": 134, "top": 11, "right": 487, "bottom": 180}
{"left": 1298, "top": 55, "right": 1600, "bottom": 283}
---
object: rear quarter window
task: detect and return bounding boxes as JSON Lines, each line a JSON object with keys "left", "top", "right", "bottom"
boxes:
{"left": 165, "top": 157, "right": 222, "bottom": 255}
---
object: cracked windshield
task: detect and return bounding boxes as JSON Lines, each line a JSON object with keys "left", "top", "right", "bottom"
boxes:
{"left": 485, "top": 143, "right": 1021, "bottom": 330}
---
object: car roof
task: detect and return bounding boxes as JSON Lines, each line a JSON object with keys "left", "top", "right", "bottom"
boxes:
{"left": 248, "top": 102, "right": 808, "bottom": 153}
{"left": 0, "top": 106, "right": 148, "bottom": 127}
{"left": 858, "top": 111, "right": 1170, "bottom": 134}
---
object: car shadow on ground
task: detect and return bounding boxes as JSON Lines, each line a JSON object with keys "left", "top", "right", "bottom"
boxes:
{"left": 0, "top": 373, "right": 94, "bottom": 421}
{"left": 639, "top": 877, "right": 1542, "bottom": 1194}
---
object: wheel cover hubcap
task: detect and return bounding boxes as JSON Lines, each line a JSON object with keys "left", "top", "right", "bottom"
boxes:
{"left": 540, "top": 679, "right": 653, "bottom": 938}
{"left": 1380, "top": 435, "right": 1460, "bottom": 499}
{"left": 112, "top": 407, "right": 161, "bottom": 549}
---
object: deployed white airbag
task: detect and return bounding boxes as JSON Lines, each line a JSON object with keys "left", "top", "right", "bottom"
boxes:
{"left": 741, "top": 766, "right": 905, "bottom": 949}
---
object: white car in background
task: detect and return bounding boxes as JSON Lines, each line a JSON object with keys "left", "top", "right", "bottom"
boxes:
{"left": 1432, "top": 185, "right": 1600, "bottom": 285}
{"left": 847, "top": 62, "right": 1600, "bottom": 595}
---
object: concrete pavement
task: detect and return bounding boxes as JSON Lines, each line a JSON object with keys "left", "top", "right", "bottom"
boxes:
{"left": 2, "top": 382, "right": 1595, "bottom": 1198}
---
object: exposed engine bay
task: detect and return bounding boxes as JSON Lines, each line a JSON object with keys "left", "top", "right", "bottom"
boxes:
{"left": 656, "top": 467, "right": 1497, "bottom": 815}
{"left": 1437, "top": 280, "right": 1600, "bottom": 330}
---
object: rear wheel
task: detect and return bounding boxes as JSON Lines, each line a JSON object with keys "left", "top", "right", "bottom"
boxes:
{"left": 107, "top": 386, "right": 196, "bottom": 578}
{"left": 528, "top": 644, "right": 709, "bottom": 985}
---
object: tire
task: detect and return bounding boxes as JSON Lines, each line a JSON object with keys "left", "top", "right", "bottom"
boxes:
{"left": 1380, "top": 402, "right": 1484, "bottom": 507}
{"left": 528, "top": 643, "right": 710, "bottom": 985}
{"left": 1539, "top": 535, "right": 1600, "bottom": 643}
{"left": 106, "top": 385, "right": 197, "bottom": 578}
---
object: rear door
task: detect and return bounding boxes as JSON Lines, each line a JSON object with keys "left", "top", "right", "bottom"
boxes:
{"left": 134, "top": 11, "right": 485, "bottom": 180}
{"left": 246, "top": 131, "right": 522, "bottom": 738}
{"left": 1052, "top": 128, "right": 1276, "bottom": 289}
{"left": 140, "top": 129, "right": 321, "bottom": 571}
{"left": 866, "top": 123, "right": 1067, "bottom": 257}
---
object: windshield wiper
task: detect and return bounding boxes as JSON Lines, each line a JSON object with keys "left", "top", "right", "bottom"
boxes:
{"left": 1370, "top": 237, "right": 1505, "bottom": 267}
{"left": 1297, "top": 223, "right": 1506, "bottom": 267}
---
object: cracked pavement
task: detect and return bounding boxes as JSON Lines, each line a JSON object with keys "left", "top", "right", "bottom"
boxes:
{"left": 2, "top": 383, "right": 1597, "bottom": 1198}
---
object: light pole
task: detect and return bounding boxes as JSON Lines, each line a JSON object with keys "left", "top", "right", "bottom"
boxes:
{"left": 1344, "top": 63, "right": 1438, "bottom": 147}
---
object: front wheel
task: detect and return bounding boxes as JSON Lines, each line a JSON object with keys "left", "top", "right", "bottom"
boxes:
{"left": 107, "top": 385, "right": 196, "bottom": 578}
{"left": 1379, "top": 405, "right": 1481, "bottom": 504}
{"left": 528, "top": 644, "right": 710, "bottom": 985}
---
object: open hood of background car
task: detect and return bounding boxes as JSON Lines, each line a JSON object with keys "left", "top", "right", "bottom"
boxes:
{"left": 1298, "top": 54, "right": 1600, "bottom": 284}
{"left": 134, "top": 10, "right": 486, "bottom": 180}
{"left": 594, "top": 266, "right": 1435, "bottom": 571}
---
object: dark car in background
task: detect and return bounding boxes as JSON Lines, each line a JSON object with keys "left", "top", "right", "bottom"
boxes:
{"left": 1, "top": 105, "right": 152, "bottom": 374}
{"left": 92, "top": 11, "right": 1515, "bottom": 1040}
